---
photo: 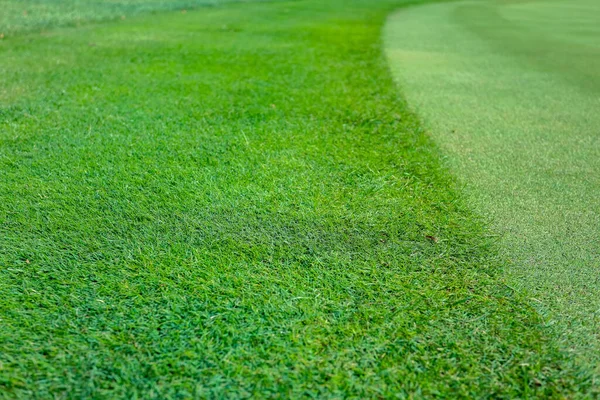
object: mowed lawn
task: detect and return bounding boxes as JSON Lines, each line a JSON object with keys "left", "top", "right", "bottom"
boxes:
{"left": 0, "top": 0, "right": 253, "bottom": 36}
{"left": 385, "top": 0, "right": 600, "bottom": 385}
{"left": 0, "top": 0, "right": 592, "bottom": 397}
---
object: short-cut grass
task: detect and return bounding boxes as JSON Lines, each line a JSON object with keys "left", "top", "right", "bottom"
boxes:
{"left": 385, "top": 0, "right": 600, "bottom": 385}
{"left": 0, "top": 0, "right": 265, "bottom": 36}
{"left": 0, "top": 0, "right": 592, "bottom": 397}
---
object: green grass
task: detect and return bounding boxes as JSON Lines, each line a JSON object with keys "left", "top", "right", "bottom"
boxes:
{"left": 385, "top": 0, "right": 600, "bottom": 382}
{"left": 0, "top": 0, "right": 593, "bottom": 397}
{"left": 0, "top": 0, "right": 271, "bottom": 37}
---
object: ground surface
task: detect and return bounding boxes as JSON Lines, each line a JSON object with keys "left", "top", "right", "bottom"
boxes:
{"left": 0, "top": 0, "right": 594, "bottom": 397}
{"left": 385, "top": 0, "right": 600, "bottom": 382}
{"left": 0, "top": 0, "right": 259, "bottom": 36}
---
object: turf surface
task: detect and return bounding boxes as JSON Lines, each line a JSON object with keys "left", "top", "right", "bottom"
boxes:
{"left": 385, "top": 0, "right": 600, "bottom": 382}
{"left": 0, "top": 0, "right": 593, "bottom": 397}
{"left": 0, "top": 0, "right": 263, "bottom": 36}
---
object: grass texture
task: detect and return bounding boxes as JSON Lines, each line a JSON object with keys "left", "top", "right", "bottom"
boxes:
{"left": 0, "top": 0, "right": 592, "bottom": 397}
{"left": 385, "top": 0, "right": 600, "bottom": 380}
{"left": 0, "top": 0, "right": 269, "bottom": 36}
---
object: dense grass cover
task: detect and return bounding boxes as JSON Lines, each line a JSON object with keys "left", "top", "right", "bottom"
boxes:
{"left": 385, "top": 0, "right": 600, "bottom": 384}
{"left": 0, "top": 0, "right": 590, "bottom": 397}
{"left": 0, "top": 0, "right": 267, "bottom": 36}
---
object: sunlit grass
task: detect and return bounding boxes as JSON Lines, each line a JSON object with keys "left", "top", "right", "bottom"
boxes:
{"left": 0, "top": 0, "right": 593, "bottom": 397}
{"left": 0, "top": 0, "right": 264, "bottom": 36}
{"left": 385, "top": 0, "right": 600, "bottom": 387}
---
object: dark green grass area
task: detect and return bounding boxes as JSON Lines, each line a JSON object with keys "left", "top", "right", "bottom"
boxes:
{"left": 0, "top": 0, "right": 589, "bottom": 397}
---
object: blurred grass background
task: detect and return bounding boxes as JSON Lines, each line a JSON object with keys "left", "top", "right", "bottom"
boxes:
{"left": 0, "top": 0, "right": 267, "bottom": 36}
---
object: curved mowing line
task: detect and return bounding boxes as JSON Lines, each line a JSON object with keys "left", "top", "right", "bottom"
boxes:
{"left": 384, "top": 0, "right": 600, "bottom": 376}
{"left": 0, "top": 0, "right": 591, "bottom": 396}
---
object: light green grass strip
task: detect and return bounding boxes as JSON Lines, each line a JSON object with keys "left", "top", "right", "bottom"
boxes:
{"left": 385, "top": 0, "right": 600, "bottom": 377}
{"left": 0, "top": 0, "right": 591, "bottom": 397}
{"left": 0, "top": 0, "right": 273, "bottom": 36}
